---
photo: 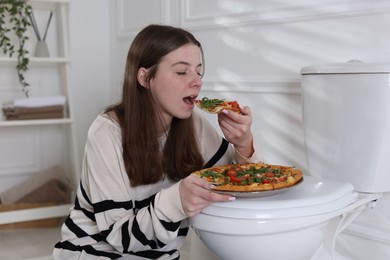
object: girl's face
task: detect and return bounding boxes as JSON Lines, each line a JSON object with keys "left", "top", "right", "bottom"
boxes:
{"left": 142, "top": 43, "right": 203, "bottom": 130}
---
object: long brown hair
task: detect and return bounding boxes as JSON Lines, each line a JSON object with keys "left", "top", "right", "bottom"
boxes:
{"left": 106, "top": 24, "right": 204, "bottom": 186}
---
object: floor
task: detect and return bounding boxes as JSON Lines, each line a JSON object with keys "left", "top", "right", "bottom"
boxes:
{"left": 0, "top": 226, "right": 218, "bottom": 260}
{"left": 0, "top": 227, "right": 61, "bottom": 260}
{"left": 1, "top": 226, "right": 388, "bottom": 260}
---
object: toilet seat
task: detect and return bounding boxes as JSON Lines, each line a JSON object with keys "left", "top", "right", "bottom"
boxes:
{"left": 201, "top": 175, "right": 357, "bottom": 219}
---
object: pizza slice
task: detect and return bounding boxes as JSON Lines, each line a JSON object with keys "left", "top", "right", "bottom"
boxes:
{"left": 195, "top": 97, "right": 241, "bottom": 114}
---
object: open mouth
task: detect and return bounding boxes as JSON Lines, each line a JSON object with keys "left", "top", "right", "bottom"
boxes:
{"left": 183, "top": 95, "right": 197, "bottom": 105}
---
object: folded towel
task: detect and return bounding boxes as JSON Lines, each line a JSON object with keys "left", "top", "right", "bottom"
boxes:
{"left": 1, "top": 96, "right": 66, "bottom": 120}
{"left": 13, "top": 95, "right": 66, "bottom": 108}
{"left": 2, "top": 105, "right": 64, "bottom": 115}
{"left": 5, "top": 111, "right": 64, "bottom": 120}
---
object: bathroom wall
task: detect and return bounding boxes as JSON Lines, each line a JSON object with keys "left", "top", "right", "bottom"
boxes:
{"left": 109, "top": 0, "right": 390, "bottom": 259}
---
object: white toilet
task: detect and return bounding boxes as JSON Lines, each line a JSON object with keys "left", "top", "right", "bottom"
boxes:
{"left": 190, "top": 61, "right": 390, "bottom": 260}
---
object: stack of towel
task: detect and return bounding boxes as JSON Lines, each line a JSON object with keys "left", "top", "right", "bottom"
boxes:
{"left": 2, "top": 95, "right": 66, "bottom": 120}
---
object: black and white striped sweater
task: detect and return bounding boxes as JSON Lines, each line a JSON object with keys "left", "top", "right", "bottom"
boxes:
{"left": 53, "top": 111, "right": 260, "bottom": 259}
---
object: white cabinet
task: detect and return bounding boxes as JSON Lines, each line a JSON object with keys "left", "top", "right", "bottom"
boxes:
{"left": 0, "top": 0, "right": 78, "bottom": 226}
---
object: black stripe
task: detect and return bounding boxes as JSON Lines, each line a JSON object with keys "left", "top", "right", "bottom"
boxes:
{"left": 178, "top": 227, "right": 189, "bottom": 236}
{"left": 134, "top": 193, "right": 156, "bottom": 210}
{"left": 93, "top": 199, "right": 133, "bottom": 213}
{"left": 55, "top": 241, "right": 178, "bottom": 259}
{"left": 158, "top": 218, "right": 181, "bottom": 232}
{"left": 203, "top": 138, "right": 229, "bottom": 169}
{"left": 132, "top": 217, "right": 157, "bottom": 249}
{"left": 74, "top": 195, "right": 96, "bottom": 222}
{"left": 54, "top": 241, "right": 121, "bottom": 258}
{"left": 157, "top": 238, "right": 166, "bottom": 248}
{"left": 121, "top": 220, "right": 131, "bottom": 253}
{"left": 73, "top": 195, "right": 82, "bottom": 210}
{"left": 100, "top": 228, "right": 111, "bottom": 241}
{"left": 149, "top": 194, "right": 182, "bottom": 232}
{"left": 64, "top": 216, "right": 105, "bottom": 242}
{"left": 128, "top": 249, "right": 179, "bottom": 259}
{"left": 64, "top": 216, "right": 89, "bottom": 238}
{"left": 79, "top": 181, "right": 92, "bottom": 206}
{"left": 76, "top": 182, "right": 97, "bottom": 221}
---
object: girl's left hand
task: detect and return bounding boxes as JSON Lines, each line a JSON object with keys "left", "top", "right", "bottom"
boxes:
{"left": 179, "top": 174, "right": 234, "bottom": 217}
{"left": 217, "top": 105, "right": 254, "bottom": 158}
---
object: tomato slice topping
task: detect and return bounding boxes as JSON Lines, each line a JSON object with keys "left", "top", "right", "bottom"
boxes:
{"left": 211, "top": 167, "right": 223, "bottom": 173}
{"left": 229, "top": 176, "right": 241, "bottom": 183}
{"left": 227, "top": 169, "right": 241, "bottom": 183}
{"left": 228, "top": 101, "right": 240, "bottom": 110}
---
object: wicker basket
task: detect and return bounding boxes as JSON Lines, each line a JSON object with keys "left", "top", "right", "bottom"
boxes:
{"left": 0, "top": 168, "right": 71, "bottom": 229}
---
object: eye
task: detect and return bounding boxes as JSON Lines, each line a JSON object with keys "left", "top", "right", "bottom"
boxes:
{"left": 177, "top": 71, "right": 187, "bottom": 75}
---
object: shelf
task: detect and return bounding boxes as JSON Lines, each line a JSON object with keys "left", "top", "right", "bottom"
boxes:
{"left": 31, "top": 0, "right": 71, "bottom": 3}
{"left": 0, "top": 0, "right": 78, "bottom": 227}
{"left": 0, "top": 57, "right": 72, "bottom": 64}
{"left": 0, "top": 204, "right": 71, "bottom": 225}
{"left": 0, "top": 118, "right": 73, "bottom": 127}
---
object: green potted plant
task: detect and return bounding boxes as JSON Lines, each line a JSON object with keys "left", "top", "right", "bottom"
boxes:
{"left": 0, "top": 0, "right": 32, "bottom": 98}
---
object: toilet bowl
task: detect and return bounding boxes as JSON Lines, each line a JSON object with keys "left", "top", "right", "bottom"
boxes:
{"left": 190, "top": 61, "right": 390, "bottom": 260}
{"left": 191, "top": 176, "right": 380, "bottom": 260}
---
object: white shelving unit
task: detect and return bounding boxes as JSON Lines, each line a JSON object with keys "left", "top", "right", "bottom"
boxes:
{"left": 0, "top": 0, "right": 78, "bottom": 227}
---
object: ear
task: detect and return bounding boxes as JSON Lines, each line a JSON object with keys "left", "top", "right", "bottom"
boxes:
{"left": 137, "top": 67, "right": 149, "bottom": 88}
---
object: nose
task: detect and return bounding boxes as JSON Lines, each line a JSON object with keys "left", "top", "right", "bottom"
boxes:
{"left": 190, "top": 72, "right": 202, "bottom": 88}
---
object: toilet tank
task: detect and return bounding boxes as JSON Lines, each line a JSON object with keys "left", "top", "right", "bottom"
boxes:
{"left": 300, "top": 61, "right": 390, "bottom": 193}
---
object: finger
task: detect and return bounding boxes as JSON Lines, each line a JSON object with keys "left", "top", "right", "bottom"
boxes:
{"left": 221, "top": 109, "right": 240, "bottom": 120}
{"left": 218, "top": 112, "right": 238, "bottom": 129}
{"left": 218, "top": 115, "right": 243, "bottom": 138}
{"left": 198, "top": 187, "right": 235, "bottom": 202}
{"left": 188, "top": 174, "right": 214, "bottom": 190}
{"left": 239, "top": 105, "right": 251, "bottom": 116}
{"left": 209, "top": 191, "right": 235, "bottom": 202}
{"left": 220, "top": 108, "right": 252, "bottom": 126}
{"left": 218, "top": 121, "right": 234, "bottom": 138}
{"left": 188, "top": 176, "right": 235, "bottom": 202}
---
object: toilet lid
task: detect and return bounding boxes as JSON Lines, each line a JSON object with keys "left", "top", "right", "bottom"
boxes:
{"left": 201, "top": 175, "right": 357, "bottom": 219}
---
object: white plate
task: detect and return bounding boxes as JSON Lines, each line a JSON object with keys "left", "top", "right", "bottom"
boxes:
{"left": 212, "top": 178, "right": 304, "bottom": 198}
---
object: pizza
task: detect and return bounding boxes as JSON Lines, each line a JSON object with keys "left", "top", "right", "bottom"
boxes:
{"left": 195, "top": 97, "right": 241, "bottom": 114}
{"left": 192, "top": 163, "right": 303, "bottom": 192}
